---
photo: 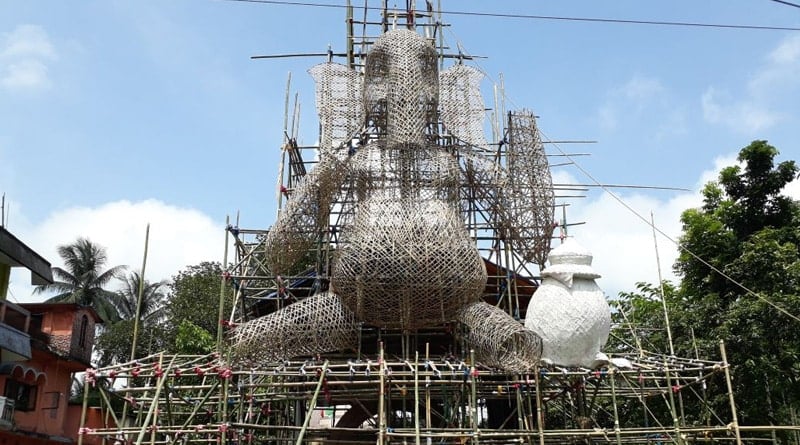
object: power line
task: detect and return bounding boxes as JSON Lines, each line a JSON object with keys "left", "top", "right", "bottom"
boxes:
{"left": 224, "top": 0, "right": 800, "bottom": 31}
{"left": 769, "top": 0, "right": 800, "bottom": 8}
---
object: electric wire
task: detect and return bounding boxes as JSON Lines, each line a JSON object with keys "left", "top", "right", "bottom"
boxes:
{"left": 441, "top": 27, "right": 800, "bottom": 324}
{"left": 769, "top": 0, "right": 800, "bottom": 8}
{"left": 224, "top": 0, "right": 800, "bottom": 32}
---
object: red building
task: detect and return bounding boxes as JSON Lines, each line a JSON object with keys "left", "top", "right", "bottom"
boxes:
{"left": 0, "top": 227, "right": 102, "bottom": 445}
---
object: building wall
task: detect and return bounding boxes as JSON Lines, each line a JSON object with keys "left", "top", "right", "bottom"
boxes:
{"left": 1, "top": 305, "right": 98, "bottom": 443}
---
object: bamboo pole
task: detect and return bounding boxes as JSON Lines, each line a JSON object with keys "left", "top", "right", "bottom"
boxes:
{"left": 719, "top": 341, "right": 743, "bottom": 445}
{"left": 295, "top": 360, "right": 329, "bottom": 445}
{"left": 664, "top": 359, "right": 684, "bottom": 445}
{"left": 425, "top": 343, "right": 432, "bottom": 429}
{"left": 609, "top": 369, "right": 623, "bottom": 445}
{"left": 216, "top": 215, "right": 231, "bottom": 350}
{"left": 378, "top": 342, "right": 386, "bottom": 445}
{"left": 415, "top": 351, "right": 421, "bottom": 445}
{"left": 167, "top": 380, "right": 221, "bottom": 445}
{"left": 130, "top": 224, "right": 150, "bottom": 364}
{"left": 469, "top": 349, "right": 479, "bottom": 445}
{"left": 533, "top": 368, "right": 545, "bottom": 445}
{"left": 650, "top": 212, "right": 675, "bottom": 356}
{"left": 76, "top": 371, "right": 91, "bottom": 445}
{"left": 135, "top": 354, "right": 173, "bottom": 445}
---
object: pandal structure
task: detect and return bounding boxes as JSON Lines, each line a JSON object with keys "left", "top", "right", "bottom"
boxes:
{"left": 78, "top": 2, "right": 800, "bottom": 445}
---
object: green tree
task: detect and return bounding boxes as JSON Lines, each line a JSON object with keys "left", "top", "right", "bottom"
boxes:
{"left": 34, "top": 237, "right": 127, "bottom": 322}
{"left": 162, "top": 261, "right": 231, "bottom": 353}
{"left": 95, "top": 272, "right": 167, "bottom": 366}
{"left": 114, "top": 271, "right": 167, "bottom": 322}
{"left": 672, "top": 140, "right": 800, "bottom": 426}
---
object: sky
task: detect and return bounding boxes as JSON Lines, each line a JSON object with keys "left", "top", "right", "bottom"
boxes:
{"left": 1, "top": 0, "right": 799, "bottom": 303}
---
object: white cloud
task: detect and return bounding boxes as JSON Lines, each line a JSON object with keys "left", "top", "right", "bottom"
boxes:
{"left": 565, "top": 187, "right": 698, "bottom": 298}
{"left": 0, "top": 24, "right": 57, "bottom": 91}
{"left": 620, "top": 75, "right": 665, "bottom": 103}
{"left": 6, "top": 199, "right": 225, "bottom": 303}
{"left": 701, "top": 87, "right": 781, "bottom": 133}
{"left": 559, "top": 151, "right": 800, "bottom": 298}
{"left": 785, "top": 177, "right": 800, "bottom": 200}
{"left": 554, "top": 153, "right": 744, "bottom": 297}
{"left": 702, "top": 34, "right": 800, "bottom": 133}
{"left": 1, "top": 59, "right": 50, "bottom": 89}
{"left": 595, "top": 74, "right": 677, "bottom": 134}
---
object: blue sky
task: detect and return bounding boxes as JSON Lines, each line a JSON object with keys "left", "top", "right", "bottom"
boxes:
{"left": 1, "top": 1, "right": 799, "bottom": 302}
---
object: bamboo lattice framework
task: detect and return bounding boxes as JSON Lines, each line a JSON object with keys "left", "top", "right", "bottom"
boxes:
{"left": 76, "top": 2, "right": 798, "bottom": 445}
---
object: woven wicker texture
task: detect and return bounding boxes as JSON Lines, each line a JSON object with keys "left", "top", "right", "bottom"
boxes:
{"left": 363, "top": 29, "right": 438, "bottom": 147}
{"left": 439, "top": 64, "right": 487, "bottom": 148}
{"left": 331, "top": 196, "right": 486, "bottom": 329}
{"left": 309, "top": 62, "right": 364, "bottom": 154}
{"left": 505, "top": 110, "right": 556, "bottom": 266}
{"left": 264, "top": 153, "right": 348, "bottom": 275}
{"left": 524, "top": 239, "right": 610, "bottom": 367}
{"left": 457, "top": 301, "right": 543, "bottom": 372}
{"left": 229, "top": 291, "right": 359, "bottom": 365}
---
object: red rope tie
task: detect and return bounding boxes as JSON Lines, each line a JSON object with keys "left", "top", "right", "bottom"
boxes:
{"left": 672, "top": 384, "right": 682, "bottom": 393}
{"left": 78, "top": 427, "right": 94, "bottom": 435}
{"left": 85, "top": 368, "right": 97, "bottom": 387}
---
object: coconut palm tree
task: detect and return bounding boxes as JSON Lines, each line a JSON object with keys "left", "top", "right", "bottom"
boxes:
{"left": 34, "top": 237, "right": 126, "bottom": 322}
{"left": 115, "top": 271, "right": 166, "bottom": 323}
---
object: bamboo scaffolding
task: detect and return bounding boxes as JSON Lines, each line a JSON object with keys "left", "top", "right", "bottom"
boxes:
{"left": 81, "top": 3, "right": 798, "bottom": 445}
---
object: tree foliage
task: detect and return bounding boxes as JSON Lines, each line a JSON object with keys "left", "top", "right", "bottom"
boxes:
{"left": 95, "top": 272, "right": 167, "bottom": 366}
{"left": 162, "top": 261, "right": 231, "bottom": 354}
{"left": 34, "top": 237, "right": 127, "bottom": 322}
{"left": 614, "top": 141, "right": 800, "bottom": 427}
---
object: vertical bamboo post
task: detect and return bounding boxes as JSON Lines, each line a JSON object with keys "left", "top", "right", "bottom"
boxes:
{"left": 609, "top": 369, "right": 623, "bottom": 445}
{"left": 469, "top": 350, "right": 479, "bottom": 445}
{"left": 514, "top": 377, "right": 524, "bottom": 431}
{"left": 135, "top": 354, "right": 172, "bottom": 445}
{"left": 663, "top": 359, "right": 684, "bottom": 445}
{"left": 425, "top": 343, "right": 431, "bottom": 429}
{"left": 415, "top": 351, "right": 421, "bottom": 445}
{"left": 720, "top": 341, "right": 743, "bottom": 445}
{"left": 76, "top": 371, "right": 91, "bottom": 445}
{"left": 533, "top": 369, "right": 545, "bottom": 445}
{"left": 277, "top": 73, "right": 291, "bottom": 212}
{"left": 129, "top": 224, "right": 150, "bottom": 364}
{"left": 346, "top": 0, "right": 354, "bottom": 68}
{"left": 650, "top": 212, "right": 675, "bottom": 356}
{"left": 217, "top": 215, "right": 231, "bottom": 350}
{"left": 378, "top": 342, "right": 386, "bottom": 445}
{"left": 295, "top": 361, "right": 329, "bottom": 445}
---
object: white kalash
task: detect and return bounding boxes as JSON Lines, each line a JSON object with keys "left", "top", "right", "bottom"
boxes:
{"left": 524, "top": 238, "right": 611, "bottom": 368}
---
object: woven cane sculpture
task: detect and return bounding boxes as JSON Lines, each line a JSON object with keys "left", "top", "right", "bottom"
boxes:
{"left": 231, "top": 28, "right": 574, "bottom": 370}
{"left": 309, "top": 62, "right": 364, "bottom": 154}
{"left": 229, "top": 291, "right": 359, "bottom": 365}
{"left": 457, "top": 301, "right": 542, "bottom": 373}
{"left": 505, "top": 110, "right": 556, "bottom": 267}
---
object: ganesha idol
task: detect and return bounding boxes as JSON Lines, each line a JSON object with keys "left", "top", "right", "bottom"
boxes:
{"left": 229, "top": 27, "right": 611, "bottom": 372}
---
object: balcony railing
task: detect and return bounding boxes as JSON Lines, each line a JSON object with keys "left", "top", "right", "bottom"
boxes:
{"left": 0, "top": 395, "right": 15, "bottom": 430}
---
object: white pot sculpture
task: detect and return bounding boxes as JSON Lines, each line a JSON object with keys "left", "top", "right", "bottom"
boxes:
{"left": 524, "top": 238, "right": 611, "bottom": 368}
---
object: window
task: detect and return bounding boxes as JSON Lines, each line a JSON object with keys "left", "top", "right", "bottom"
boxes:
{"left": 4, "top": 379, "right": 37, "bottom": 411}
{"left": 78, "top": 314, "right": 89, "bottom": 349}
